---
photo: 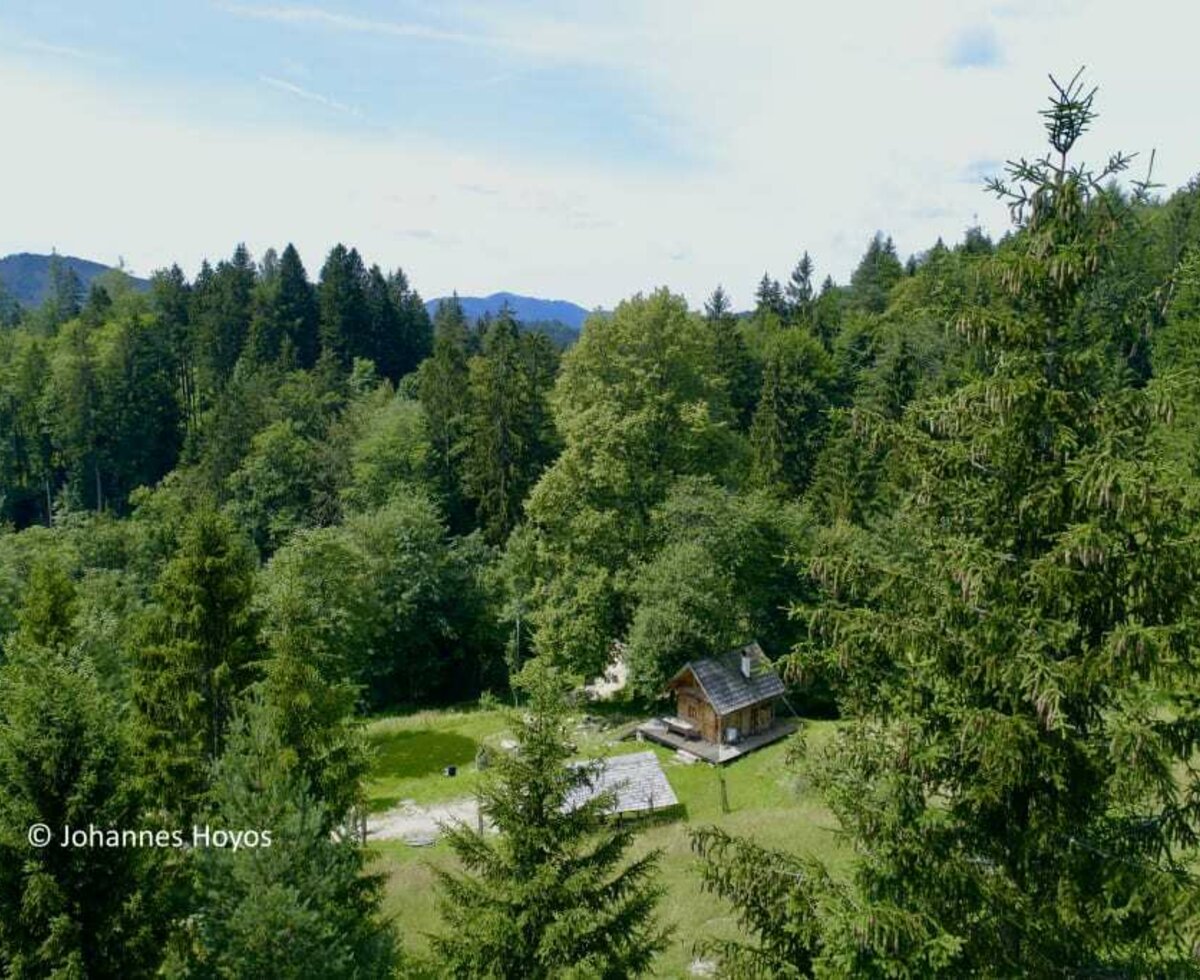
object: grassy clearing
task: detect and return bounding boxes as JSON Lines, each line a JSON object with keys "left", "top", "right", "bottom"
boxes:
{"left": 366, "top": 706, "right": 845, "bottom": 978}
{"left": 364, "top": 707, "right": 512, "bottom": 811}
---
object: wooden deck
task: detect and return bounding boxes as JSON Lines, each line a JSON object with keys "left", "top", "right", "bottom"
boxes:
{"left": 633, "top": 718, "right": 798, "bottom": 764}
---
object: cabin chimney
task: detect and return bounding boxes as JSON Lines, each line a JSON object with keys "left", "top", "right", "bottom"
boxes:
{"left": 740, "top": 649, "right": 752, "bottom": 679}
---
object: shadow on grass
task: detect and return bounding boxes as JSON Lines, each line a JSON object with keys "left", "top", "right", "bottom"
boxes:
{"left": 367, "top": 729, "right": 479, "bottom": 811}
{"left": 613, "top": 803, "right": 689, "bottom": 828}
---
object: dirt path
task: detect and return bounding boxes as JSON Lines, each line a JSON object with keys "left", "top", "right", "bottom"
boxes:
{"left": 366, "top": 798, "right": 483, "bottom": 844}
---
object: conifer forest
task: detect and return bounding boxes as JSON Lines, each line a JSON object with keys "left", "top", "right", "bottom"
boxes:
{"left": 4, "top": 31, "right": 1200, "bottom": 980}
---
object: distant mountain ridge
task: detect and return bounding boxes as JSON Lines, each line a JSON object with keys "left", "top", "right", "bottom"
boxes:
{"left": 0, "top": 255, "right": 592, "bottom": 342}
{"left": 0, "top": 253, "right": 150, "bottom": 307}
{"left": 425, "top": 291, "right": 591, "bottom": 330}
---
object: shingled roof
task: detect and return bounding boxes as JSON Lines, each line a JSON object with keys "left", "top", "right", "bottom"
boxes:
{"left": 668, "top": 641, "right": 784, "bottom": 716}
{"left": 563, "top": 751, "right": 679, "bottom": 815}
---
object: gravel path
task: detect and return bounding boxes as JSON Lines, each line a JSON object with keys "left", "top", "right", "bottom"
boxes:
{"left": 366, "top": 798, "right": 482, "bottom": 844}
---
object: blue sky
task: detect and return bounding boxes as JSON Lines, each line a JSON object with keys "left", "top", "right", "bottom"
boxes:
{"left": 2, "top": 1, "right": 1198, "bottom": 308}
{"left": 3, "top": 1, "right": 687, "bottom": 166}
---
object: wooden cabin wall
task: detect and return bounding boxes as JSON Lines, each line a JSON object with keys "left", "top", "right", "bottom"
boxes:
{"left": 674, "top": 685, "right": 780, "bottom": 743}
{"left": 753, "top": 701, "right": 775, "bottom": 733}
{"left": 721, "top": 702, "right": 776, "bottom": 740}
{"left": 676, "top": 690, "right": 720, "bottom": 742}
{"left": 723, "top": 707, "right": 748, "bottom": 741}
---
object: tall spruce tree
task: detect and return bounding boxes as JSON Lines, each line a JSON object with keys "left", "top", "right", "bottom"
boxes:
{"left": 705, "top": 284, "right": 733, "bottom": 321}
{"left": 432, "top": 661, "right": 670, "bottom": 978}
{"left": 44, "top": 319, "right": 103, "bottom": 511}
{"left": 318, "top": 244, "right": 370, "bottom": 368}
{"left": 0, "top": 576, "right": 164, "bottom": 978}
{"left": 95, "top": 312, "right": 182, "bottom": 511}
{"left": 276, "top": 243, "right": 320, "bottom": 369}
{"left": 848, "top": 232, "right": 903, "bottom": 313}
{"left": 1, "top": 339, "right": 54, "bottom": 525}
{"left": 80, "top": 282, "right": 112, "bottom": 328}
{"left": 245, "top": 267, "right": 285, "bottom": 368}
{"left": 256, "top": 580, "right": 370, "bottom": 828}
{"left": 695, "top": 73, "right": 1200, "bottom": 976}
{"left": 176, "top": 699, "right": 397, "bottom": 978}
{"left": 705, "top": 285, "right": 759, "bottom": 430}
{"left": 785, "top": 251, "right": 816, "bottom": 324}
{"left": 10, "top": 556, "right": 77, "bottom": 655}
{"left": 193, "top": 244, "right": 256, "bottom": 390}
{"left": 462, "top": 305, "right": 559, "bottom": 542}
{"left": 0, "top": 657, "right": 165, "bottom": 978}
{"left": 133, "top": 508, "right": 258, "bottom": 820}
{"left": 416, "top": 296, "right": 473, "bottom": 529}
{"left": 364, "top": 263, "right": 401, "bottom": 382}
{"left": 0, "top": 276, "right": 20, "bottom": 328}
{"left": 810, "top": 274, "right": 845, "bottom": 351}
{"left": 43, "top": 252, "right": 82, "bottom": 330}
{"left": 387, "top": 267, "right": 433, "bottom": 378}
{"left": 150, "top": 264, "right": 198, "bottom": 434}
{"left": 748, "top": 327, "right": 834, "bottom": 495}
{"left": 754, "top": 273, "right": 786, "bottom": 318}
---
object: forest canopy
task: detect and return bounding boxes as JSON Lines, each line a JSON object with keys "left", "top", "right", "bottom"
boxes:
{"left": 4, "top": 73, "right": 1200, "bottom": 976}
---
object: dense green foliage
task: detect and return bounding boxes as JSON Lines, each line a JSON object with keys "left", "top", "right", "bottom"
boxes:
{"left": 174, "top": 701, "right": 396, "bottom": 977}
{"left": 431, "top": 662, "right": 670, "bottom": 978}
{"left": 0, "top": 653, "right": 165, "bottom": 978}
{"left": 693, "top": 74, "right": 1200, "bottom": 977}
{"left": 133, "top": 508, "right": 259, "bottom": 821}
{"left": 3, "top": 74, "right": 1200, "bottom": 977}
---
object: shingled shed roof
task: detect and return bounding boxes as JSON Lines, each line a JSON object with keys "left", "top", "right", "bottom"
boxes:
{"left": 563, "top": 751, "right": 679, "bottom": 816}
{"left": 668, "top": 641, "right": 784, "bottom": 716}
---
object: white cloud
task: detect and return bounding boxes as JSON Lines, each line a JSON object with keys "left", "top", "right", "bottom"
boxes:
{"left": 259, "top": 74, "right": 359, "bottom": 115}
{"left": 217, "top": 2, "right": 508, "bottom": 50}
{"left": 3, "top": 0, "right": 1199, "bottom": 309}
{"left": 17, "top": 38, "right": 117, "bottom": 65}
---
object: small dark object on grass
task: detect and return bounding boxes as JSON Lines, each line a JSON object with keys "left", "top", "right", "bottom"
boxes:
{"left": 444, "top": 765, "right": 457, "bottom": 777}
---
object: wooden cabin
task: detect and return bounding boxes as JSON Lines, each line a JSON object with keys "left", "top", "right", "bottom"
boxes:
{"left": 665, "top": 642, "right": 784, "bottom": 745}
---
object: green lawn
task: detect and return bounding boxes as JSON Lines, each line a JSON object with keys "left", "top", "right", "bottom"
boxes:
{"left": 366, "top": 706, "right": 845, "bottom": 978}
{"left": 364, "top": 707, "right": 513, "bottom": 811}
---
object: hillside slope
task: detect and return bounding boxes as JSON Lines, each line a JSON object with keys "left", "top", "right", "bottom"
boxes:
{"left": 0, "top": 253, "right": 150, "bottom": 306}
{"left": 425, "top": 291, "right": 591, "bottom": 330}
